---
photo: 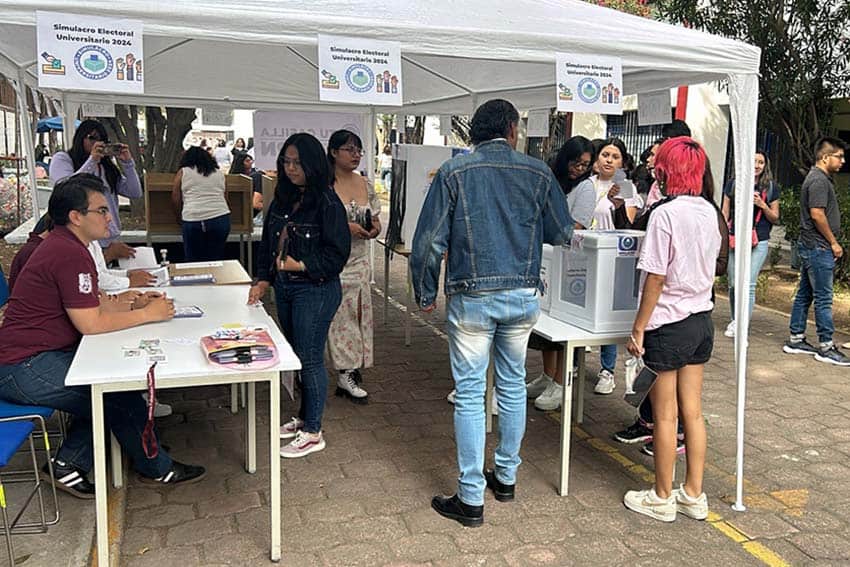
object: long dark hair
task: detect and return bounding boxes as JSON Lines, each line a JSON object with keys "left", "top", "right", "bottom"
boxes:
{"left": 550, "top": 136, "right": 594, "bottom": 195}
{"left": 179, "top": 146, "right": 219, "bottom": 176}
{"left": 229, "top": 151, "right": 253, "bottom": 175}
{"left": 276, "top": 133, "right": 331, "bottom": 211}
{"left": 68, "top": 119, "right": 121, "bottom": 194}
{"left": 595, "top": 137, "right": 632, "bottom": 178}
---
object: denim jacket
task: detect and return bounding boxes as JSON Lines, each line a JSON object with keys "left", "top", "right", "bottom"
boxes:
{"left": 410, "top": 139, "right": 574, "bottom": 307}
{"left": 256, "top": 186, "right": 351, "bottom": 284}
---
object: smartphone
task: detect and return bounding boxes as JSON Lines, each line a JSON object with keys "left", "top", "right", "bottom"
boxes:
{"left": 102, "top": 143, "right": 124, "bottom": 157}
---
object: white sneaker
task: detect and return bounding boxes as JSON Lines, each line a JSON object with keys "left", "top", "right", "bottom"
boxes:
{"left": 335, "top": 371, "right": 368, "bottom": 404}
{"left": 594, "top": 369, "right": 615, "bottom": 395}
{"left": 623, "top": 487, "right": 676, "bottom": 522}
{"left": 673, "top": 485, "right": 709, "bottom": 520}
{"left": 724, "top": 320, "right": 736, "bottom": 338}
{"left": 447, "top": 389, "right": 456, "bottom": 404}
{"left": 534, "top": 381, "right": 563, "bottom": 411}
{"left": 280, "top": 430, "right": 325, "bottom": 458}
{"left": 526, "top": 372, "right": 553, "bottom": 399}
{"left": 279, "top": 417, "right": 304, "bottom": 439}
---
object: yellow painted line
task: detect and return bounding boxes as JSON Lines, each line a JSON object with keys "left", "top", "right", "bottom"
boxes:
{"left": 742, "top": 541, "right": 792, "bottom": 567}
{"left": 0, "top": 484, "right": 5, "bottom": 508}
{"left": 607, "top": 451, "right": 636, "bottom": 469}
{"left": 712, "top": 520, "right": 749, "bottom": 543}
{"left": 587, "top": 438, "right": 617, "bottom": 453}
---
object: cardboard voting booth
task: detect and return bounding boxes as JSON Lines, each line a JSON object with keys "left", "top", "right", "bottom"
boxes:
{"left": 548, "top": 230, "right": 644, "bottom": 333}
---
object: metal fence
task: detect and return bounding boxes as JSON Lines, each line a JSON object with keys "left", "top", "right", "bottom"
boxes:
{"left": 605, "top": 111, "right": 665, "bottom": 161}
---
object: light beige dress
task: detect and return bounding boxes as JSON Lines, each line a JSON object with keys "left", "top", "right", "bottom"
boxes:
{"left": 327, "top": 180, "right": 381, "bottom": 370}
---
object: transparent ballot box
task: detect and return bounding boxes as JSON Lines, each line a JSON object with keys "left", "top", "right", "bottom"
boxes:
{"left": 548, "top": 230, "right": 644, "bottom": 333}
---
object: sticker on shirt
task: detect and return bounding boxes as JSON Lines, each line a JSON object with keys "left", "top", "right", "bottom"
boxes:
{"left": 78, "top": 272, "right": 93, "bottom": 294}
{"left": 617, "top": 236, "right": 639, "bottom": 258}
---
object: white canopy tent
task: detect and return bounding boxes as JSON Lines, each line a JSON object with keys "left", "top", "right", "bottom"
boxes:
{"left": 0, "top": 0, "right": 761, "bottom": 509}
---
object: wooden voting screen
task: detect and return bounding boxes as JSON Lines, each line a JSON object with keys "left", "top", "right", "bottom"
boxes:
{"left": 144, "top": 172, "right": 253, "bottom": 234}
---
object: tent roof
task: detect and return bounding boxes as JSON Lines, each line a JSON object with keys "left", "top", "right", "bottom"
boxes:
{"left": 0, "top": 0, "right": 760, "bottom": 114}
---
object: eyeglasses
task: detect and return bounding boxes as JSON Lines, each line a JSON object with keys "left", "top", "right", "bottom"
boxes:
{"left": 828, "top": 152, "right": 846, "bottom": 161}
{"left": 79, "top": 206, "right": 110, "bottom": 217}
{"left": 339, "top": 145, "right": 363, "bottom": 156}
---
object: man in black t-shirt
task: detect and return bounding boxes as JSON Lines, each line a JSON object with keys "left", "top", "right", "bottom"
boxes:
{"left": 783, "top": 137, "right": 849, "bottom": 366}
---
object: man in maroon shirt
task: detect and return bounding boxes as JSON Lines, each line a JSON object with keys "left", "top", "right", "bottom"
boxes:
{"left": 7, "top": 216, "right": 51, "bottom": 293}
{"left": 0, "top": 174, "right": 205, "bottom": 498}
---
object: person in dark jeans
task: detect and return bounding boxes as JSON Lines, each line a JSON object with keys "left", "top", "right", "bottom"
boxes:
{"left": 783, "top": 137, "right": 850, "bottom": 366}
{"left": 0, "top": 174, "right": 205, "bottom": 498}
{"left": 249, "top": 133, "right": 350, "bottom": 458}
{"left": 172, "top": 146, "right": 231, "bottom": 261}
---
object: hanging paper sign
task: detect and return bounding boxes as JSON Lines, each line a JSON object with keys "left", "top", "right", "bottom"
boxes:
{"left": 439, "top": 115, "right": 452, "bottom": 137}
{"left": 317, "top": 34, "right": 402, "bottom": 106}
{"left": 81, "top": 102, "right": 115, "bottom": 117}
{"left": 555, "top": 53, "right": 622, "bottom": 115}
{"left": 638, "top": 90, "right": 671, "bottom": 126}
{"left": 36, "top": 11, "right": 144, "bottom": 94}
{"left": 202, "top": 107, "right": 234, "bottom": 127}
{"left": 526, "top": 110, "right": 550, "bottom": 137}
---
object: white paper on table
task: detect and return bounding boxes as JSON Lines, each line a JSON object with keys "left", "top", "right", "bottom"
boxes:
{"left": 118, "top": 246, "right": 158, "bottom": 270}
{"left": 174, "top": 261, "right": 224, "bottom": 269}
{"left": 149, "top": 266, "right": 170, "bottom": 287}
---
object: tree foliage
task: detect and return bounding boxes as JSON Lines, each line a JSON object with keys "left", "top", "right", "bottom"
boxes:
{"left": 589, "top": 0, "right": 651, "bottom": 17}
{"left": 657, "top": 0, "right": 850, "bottom": 176}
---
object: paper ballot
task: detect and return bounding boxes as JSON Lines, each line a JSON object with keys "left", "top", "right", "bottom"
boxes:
{"left": 612, "top": 169, "right": 635, "bottom": 200}
{"left": 118, "top": 246, "right": 158, "bottom": 270}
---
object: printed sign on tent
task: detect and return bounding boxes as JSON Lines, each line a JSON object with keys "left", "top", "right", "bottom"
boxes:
{"left": 317, "top": 34, "right": 402, "bottom": 106}
{"left": 36, "top": 11, "right": 144, "bottom": 94}
{"left": 637, "top": 90, "right": 671, "bottom": 126}
{"left": 252, "top": 110, "right": 365, "bottom": 170}
{"left": 555, "top": 53, "right": 622, "bottom": 115}
{"left": 81, "top": 102, "right": 115, "bottom": 117}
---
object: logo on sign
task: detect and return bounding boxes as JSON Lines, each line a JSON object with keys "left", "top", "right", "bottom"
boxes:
{"left": 577, "top": 77, "right": 601, "bottom": 104}
{"left": 74, "top": 45, "right": 113, "bottom": 81}
{"left": 345, "top": 64, "right": 375, "bottom": 93}
{"left": 618, "top": 236, "right": 639, "bottom": 257}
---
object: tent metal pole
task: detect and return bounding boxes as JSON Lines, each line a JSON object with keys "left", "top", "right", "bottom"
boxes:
{"left": 14, "top": 66, "right": 40, "bottom": 218}
{"left": 366, "top": 106, "right": 377, "bottom": 284}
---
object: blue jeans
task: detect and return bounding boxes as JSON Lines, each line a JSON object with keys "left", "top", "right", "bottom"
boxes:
{"left": 727, "top": 240, "right": 770, "bottom": 320}
{"left": 0, "top": 351, "right": 172, "bottom": 478}
{"left": 600, "top": 344, "right": 617, "bottom": 372}
{"left": 446, "top": 288, "right": 540, "bottom": 506}
{"left": 789, "top": 242, "right": 835, "bottom": 344}
{"left": 182, "top": 213, "right": 231, "bottom": 262}
{"left": 274, "top": 277, "right": 342, "bottom": 433}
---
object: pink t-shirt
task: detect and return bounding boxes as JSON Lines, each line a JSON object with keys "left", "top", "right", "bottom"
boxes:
{"left": 637, "top": 196, "right": 720, "bottom": 330}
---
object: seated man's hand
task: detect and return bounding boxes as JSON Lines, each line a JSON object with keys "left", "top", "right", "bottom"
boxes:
{"left": 128, "top": 270, "right": 157, "bottom": 287}
{"left": 103, "top": 241, "right": 136, "bottom": 262}
{"left": 132, "top": 291, "right": 164, "bottom": 310}
{"left": 143, "top": 296, "right": 175, "bottom": 322}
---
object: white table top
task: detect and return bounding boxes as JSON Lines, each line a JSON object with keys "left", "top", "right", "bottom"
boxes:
{"left": 4, "top": 217, "right": 262, "bottom": 245}
{"left": 533, "top": 312, "right": 631, "bottom": 344}
{"left": 66, "top": 285, "right": 300, "bottom": 386}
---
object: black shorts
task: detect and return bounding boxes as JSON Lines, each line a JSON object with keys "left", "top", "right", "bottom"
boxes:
{"left": 643, "top": 311, "right": 714, "bottom": 372}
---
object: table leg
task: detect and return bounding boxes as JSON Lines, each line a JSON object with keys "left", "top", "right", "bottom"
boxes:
{"left": 240, "top": 383, "right": 247, "bottom": 409}
{"left": 91, "top": 385, "right": 110, "bottom": 565}
{"left": 485, "top": 358, "right": 494, "bottom": 434}
{"left": 230, "top": 383, "right": 239, "bottom": 414}
{"left": 405, "top": 266, "right": 412, "bottom": 346}
{"left": 576, "top": 348, "right": 587, "bottom": 424}
{"left": 269, "top": 375, "right": 281, "bottom": 562}
{"left": 239, "top": 233, "right": 245, "bottom": 266}
{"left": 246, "top": 382, "right": 257, "bottom": 474}
{"left": 110, "top": 433, "right": 123, "bottom": 489}
{"left": 247, "top": 230, "right": 253, "bottom": 276}
{"left": 559, "top": 344, "right": 574, "bottom": 496}
{"left": 383, "top": 247, "right": 390, "bottom": 325}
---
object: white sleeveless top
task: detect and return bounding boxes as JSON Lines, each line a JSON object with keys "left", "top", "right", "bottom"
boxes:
{"left": 180, "top": 167, "right": 229, "bottom": 222}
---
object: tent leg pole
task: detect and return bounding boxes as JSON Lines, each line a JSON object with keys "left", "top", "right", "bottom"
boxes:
{"left": 14, "top": 67, "right": 39, "bottom": 218}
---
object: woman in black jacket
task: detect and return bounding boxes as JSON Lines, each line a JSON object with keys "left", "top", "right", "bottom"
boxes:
{"left": 248, "top": 133, "right": 351, "bottom": 458}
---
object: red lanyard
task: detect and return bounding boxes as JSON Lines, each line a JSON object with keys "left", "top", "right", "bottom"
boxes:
{"left": 141, "top": 362, "right": 159, "bottom": 459}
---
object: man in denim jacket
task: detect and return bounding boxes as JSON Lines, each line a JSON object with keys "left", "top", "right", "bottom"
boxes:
{"left": 411, "top": 99, "right": 573, "bottom": 526}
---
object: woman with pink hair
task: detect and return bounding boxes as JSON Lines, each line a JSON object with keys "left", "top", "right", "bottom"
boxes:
{"left": 623, "top": 137, "right": 721, "bottom": 522}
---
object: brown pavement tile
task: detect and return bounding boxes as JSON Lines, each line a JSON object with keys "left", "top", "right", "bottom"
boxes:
{"left": 198, "top": 533, "right": 267, "bottom": 564}
{"left": 433, "top": 554, "right": 509, "bottom": 567}
{"left": 163, "top": 475, "right": 227, "bottom": 504}
{"left": 788, "top": 532, "right": 850, "bottom": 561}
{"left": 389, "top": 533, "right": 458, "bottom": 563}
{"left": 725, "top": 511, "right": 801, "bottom": 540}
{"left": 197, "top": 490, "right": 262, "bottom": 517}
{"left": 511, "top": 514, "right": 578, "bottom": 544}
{"left": 126, "top": 488, "right": 163, "bottom": 510}
{"left": 127, "top": 503, "right": 196, "bottom": 528}
{"left": 122, "top": 545, "right": 202, "bottom": 567}
{"left": 450, "top": 524, "right": 520, "bottom": 554}
{"left": 119, "top": 527, "right": 164, "bottom": 557}
{"left": 318, "top": 542, "right": 395, "bottom": 566}
{"left": 292, "top": 498, "right": 366, "bottom": 523}
{"left": 783, "top": 510, "right": 846, "bottom": 533}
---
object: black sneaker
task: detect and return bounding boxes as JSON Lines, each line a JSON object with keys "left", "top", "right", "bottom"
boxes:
{"left": 41, "top": 459, "right": 95, "bottom": 500}
{"left": 782, "top": 339, "right": 818, "bottom": 356}
{"left": 139, "top": 461, "right": 206, "bottom": 486}
{"left": 815, "top": 346, "right": 850, "bottom": 367}
{"left": 641, "top": 440, "right": 685, "bottom": 457}
{"left": 613, "top": 420, "right": 653, "bottom": 444}
{"left": 431, "top": 494, "right": 483, "bottom": 527}
{"left": 484, "top": 469, "right": 515, "bottom": 502}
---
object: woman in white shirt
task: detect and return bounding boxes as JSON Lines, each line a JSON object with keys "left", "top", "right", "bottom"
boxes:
{"left": 171, "top": 147, "right": 231, "bottom": 261}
